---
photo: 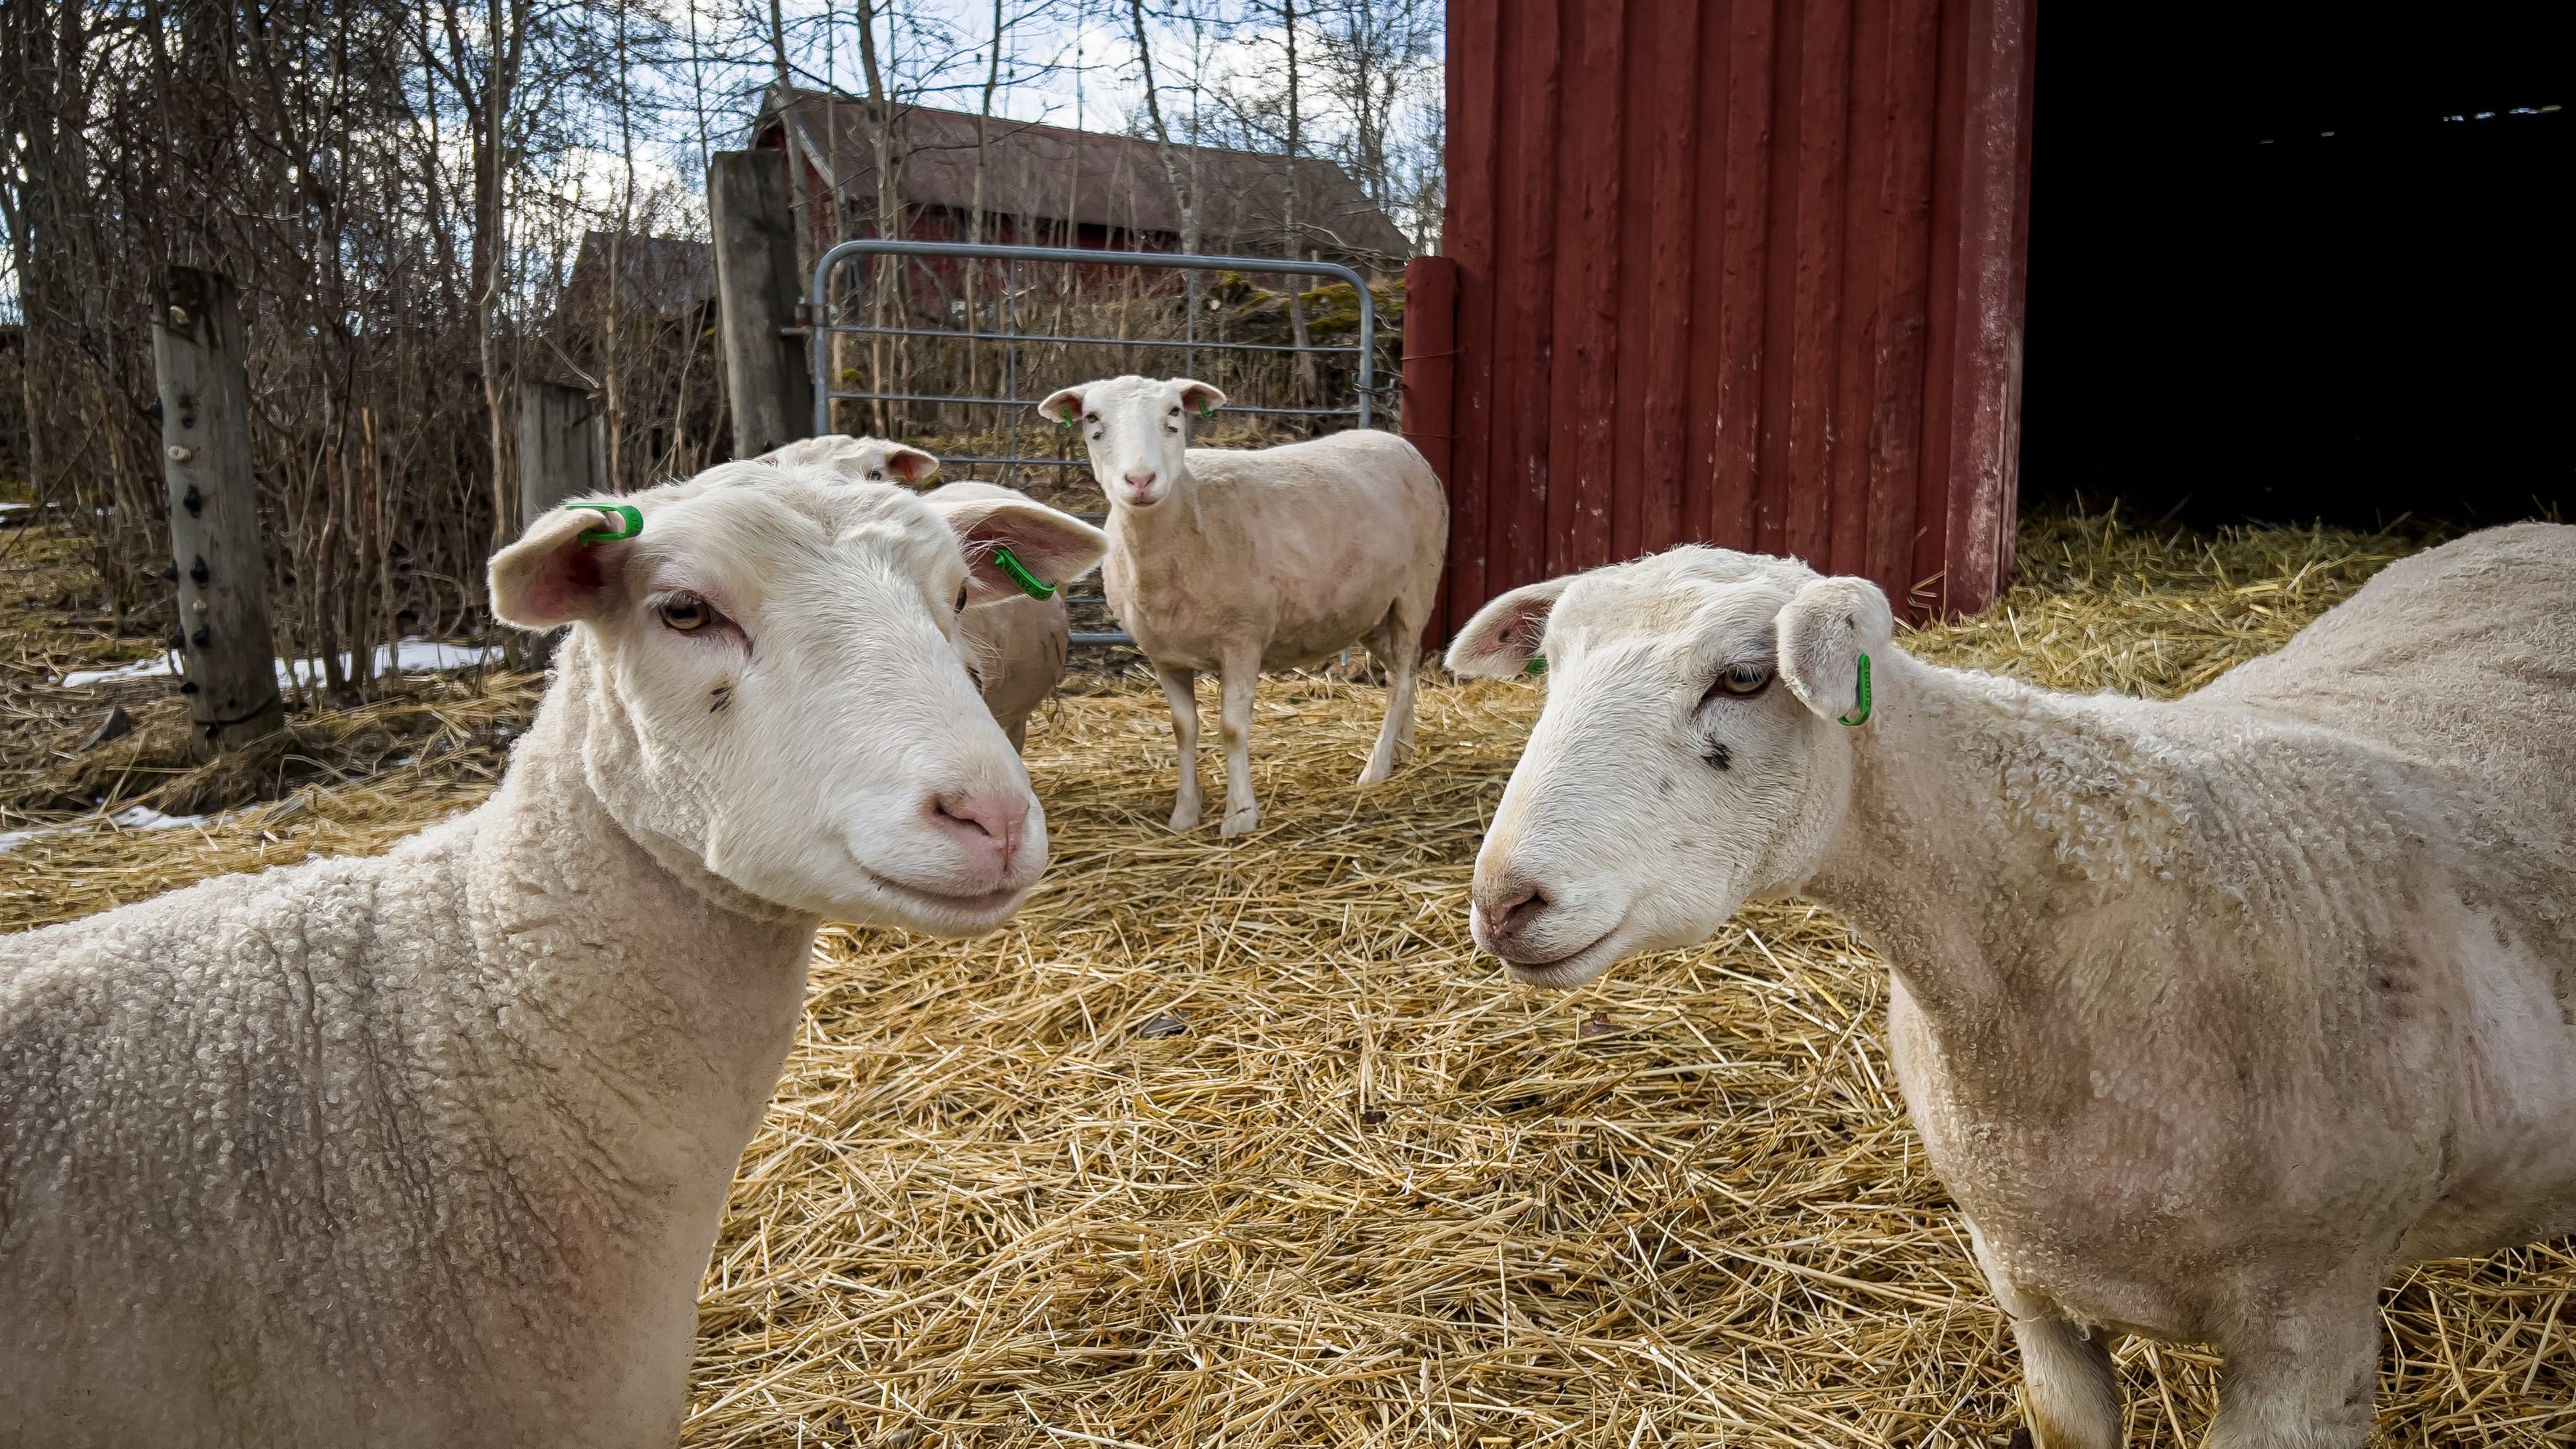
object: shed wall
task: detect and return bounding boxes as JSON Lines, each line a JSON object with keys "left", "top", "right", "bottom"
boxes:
{"left": 1421, "top": 0, "right": 2035, "bottom": 626}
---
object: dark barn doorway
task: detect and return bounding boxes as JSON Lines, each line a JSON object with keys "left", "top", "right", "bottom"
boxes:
{"left": 2018, "top": 6, "right": 2571, "bottom": 529}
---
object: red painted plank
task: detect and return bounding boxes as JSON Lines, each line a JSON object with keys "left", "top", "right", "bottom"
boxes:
{"left": 1678, "top": 0, "right": 1740, "bottom": 553}
{"left": 1491, "top": 0, "right": 1564, "bottom": 598}
{"left": 1752, "top": 0, "right": 1805, "bottom": 555}
{"left": 1940, "top": 0, "right": 2034, "bottom": 615}
{"left": 1547, "top": 0, "right": 1626, "bottom": 574}
{"left": 1866, "top": 0, "right": 1943, "bottom": 607}
{"left": 1828, "top": 0, "right": 1890, "bottom": 583}
{"left": 1400, "top": 254, "right": 1459, "bottom": 643}
{"left": 1914, "top": 0, "right": 1971, "bottom": 610}
{"left": 1784, "top": 0, "right": 1855, "bottom": 568}
{"left": 1445, "top": 0, "right": 1503, "bottom": 631}
{"left": 1712, "top": 0, "right": 1778, "bottom": 553}
{"left": 1629, "top": 0, "right": 1704, "bottom": 557}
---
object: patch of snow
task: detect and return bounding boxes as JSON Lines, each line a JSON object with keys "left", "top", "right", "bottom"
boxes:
{"left": 57, "top": 640, "right": 503, "bottom": 690}
{"left": 0, "top": 806, "right": 214, "bottom": 856}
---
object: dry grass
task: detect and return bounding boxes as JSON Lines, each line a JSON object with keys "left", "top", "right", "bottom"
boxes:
{"left": 4, "top": 509, "right": 2568, "bottom": 1445}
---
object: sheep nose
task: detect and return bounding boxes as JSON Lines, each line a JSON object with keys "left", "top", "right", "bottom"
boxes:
{"left": 1120, "top": 470, "right": 1157, "bottom": 498}
{"left": 928, "top": 791, "right": 1030, "bottom": 863}
{"left": 1475, "top": 881, "right": 1552, "bottom": 947}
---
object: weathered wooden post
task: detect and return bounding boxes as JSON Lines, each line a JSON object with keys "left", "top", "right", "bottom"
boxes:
{"left": 153, "top": 265, "right": 285, "bottom": 759}
{"left": 513, "top": 380, "right": 604, "bottom": 667}
{"left": 708, "top": 149, "right": 814, "bottom": 459}
{"left": 518, "top": 380, "right": 606, "bottom": 515}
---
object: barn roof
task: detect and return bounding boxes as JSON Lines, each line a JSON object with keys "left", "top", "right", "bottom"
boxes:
{"left": 755, "top": 86, "right": 1413, "bottom": 266}
{"left": 561, "top": 231, "right": 715, "bottom": 317}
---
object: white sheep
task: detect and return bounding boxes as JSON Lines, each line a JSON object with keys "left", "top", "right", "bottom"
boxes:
{"left": 755, "top": 436, "right": 1074, "bottom": 748}
{"left": 0, "top": 462, "right": 1107, "bottom": 1448}
{"left": 1036, "top": 375, "right": 1448, "bottom": 835}
{"left": 1446, "top": 525, "right": 2576, "bottom": 1449}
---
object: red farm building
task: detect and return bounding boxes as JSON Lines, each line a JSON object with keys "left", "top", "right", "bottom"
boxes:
{"left": 1405, "top": 1, "right": 2571, "bottom": 629}
{"left": 751, "top": 86, "right": 1415, "bottom": 318}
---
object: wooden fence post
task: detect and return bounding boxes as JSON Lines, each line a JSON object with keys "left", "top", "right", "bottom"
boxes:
{"left": 153, "top": 265, "right": 285, "bottom": 760}
{"left": 709, "top": 149, "right": 814, "bottom": 458}
{"left": 518, "top": 380, "right": 606, "bottom": 517}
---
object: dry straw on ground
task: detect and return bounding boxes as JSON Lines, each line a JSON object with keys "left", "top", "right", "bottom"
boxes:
{"left": 4, "top": 511, "right": 2567, "bottom": 1446}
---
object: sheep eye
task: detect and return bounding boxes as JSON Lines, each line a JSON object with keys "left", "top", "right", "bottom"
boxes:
{"left": 1712, "top": 661, "right": 1772, "bottom": 697}
{"left": 659, "top": 596, "right": 712, "bottom": 633}
{"left": 954, "top": 584, "right": 969, "bottom": 613}
{"left": 867, "top": 468, "right": 886, "bottom": 481}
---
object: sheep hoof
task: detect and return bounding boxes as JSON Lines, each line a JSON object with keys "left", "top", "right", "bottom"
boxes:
{"left": 1220, "top": 806, "right": 1261, "bottom": 838}
{"left": 1168, "top": 804, "right": 1202, "bottom": 832}
{"left": 1356, "top": 760, "right": 1392, "bottom": 787}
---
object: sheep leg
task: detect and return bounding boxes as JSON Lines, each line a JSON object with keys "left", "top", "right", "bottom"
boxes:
{"left": 2010, "top": 1317, "right": 2121, "bottom": 1449}
{"left": 1358, "top": 622, "right": 1419, "bottom": 786}
{"left": 2206, "top": 1292, "right": 2380, "bottom": 1449}
{"left": 1157, "top": 664, "right": 1205, "bottom": 832}
{"left": 1216, "top": 649, "right": 1262, "bottom": 838}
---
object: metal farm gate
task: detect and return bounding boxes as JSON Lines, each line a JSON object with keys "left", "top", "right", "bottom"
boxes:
{"left": 806, "top": 239, "right": 1383, "bottom": 646}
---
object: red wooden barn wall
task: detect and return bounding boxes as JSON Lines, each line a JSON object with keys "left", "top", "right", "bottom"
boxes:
{"left": 1408, "top": 0, "right": 2037, "bottom": 630}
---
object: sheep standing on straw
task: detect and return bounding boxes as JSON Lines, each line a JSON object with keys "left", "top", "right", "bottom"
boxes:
{"left": 1448, "top": 523, "right": 2576, "bottom": 1448}
{"left": 0, "top": 465, "right": 1105, "bottom": 1447}
{"left": 1038, "top": 375, "right": 1448, "bottom": 836}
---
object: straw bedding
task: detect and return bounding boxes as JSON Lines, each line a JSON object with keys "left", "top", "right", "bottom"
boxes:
{"left": 3, "top": 512, "right": 2567, "bottom": 1445}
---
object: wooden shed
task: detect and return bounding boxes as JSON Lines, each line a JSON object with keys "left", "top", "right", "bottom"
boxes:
{"left": 1404, "top": 0, "right": 2037, "bottom": 627}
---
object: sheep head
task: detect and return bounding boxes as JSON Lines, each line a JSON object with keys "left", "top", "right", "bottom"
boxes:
{"left": 488, "top": 463, "right": 1105, "bottom": 936}
{"left": 1446, "top": 547, "right": 1893, "bottom": 987}
{"left": 1037, "top": 374, "right": 1224, "bottom": 510}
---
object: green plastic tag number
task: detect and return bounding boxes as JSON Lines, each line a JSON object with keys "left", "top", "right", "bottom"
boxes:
{"left": 1837, "top": 653, "right": 1872, "bottom": 726}
{"left": 992, "top": 545, "right": 1056, "bottom": 601}
{"left": 565, "top": 502, "right": 642, "bottom": 542}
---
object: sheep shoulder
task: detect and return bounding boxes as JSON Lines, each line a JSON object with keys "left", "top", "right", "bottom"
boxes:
{"left": 0, "top": 817, "right": 660, "bottom": 1446}
{"left": 2195, "top": 522, "right": 2576, "bottom": 1003}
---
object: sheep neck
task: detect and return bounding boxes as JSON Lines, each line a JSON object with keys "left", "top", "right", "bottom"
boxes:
{"left": 1799, "top": 647, "right": 2193, "bottom": 1039}
{"left": 462, "top": 665, "right": 816, "bottom": 1189}
{"left": 1107, "top": 464, "right": 1218, "bottom": 554}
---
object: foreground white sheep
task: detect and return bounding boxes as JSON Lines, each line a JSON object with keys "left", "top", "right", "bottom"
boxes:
{"left": 1037, "top": 375, "right": 1448, "bottom": 835}
{"left": 0, "top": 464, "right": 1107, "bottom": 1448}
{"left": 1448, "top": 525, "right": 2576, "bottom": 1448}
{"left": 756, "top": 436, "right": 1074, "bottom": 747}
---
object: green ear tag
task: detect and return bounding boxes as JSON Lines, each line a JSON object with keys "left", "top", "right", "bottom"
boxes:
{"left": 1522, "top": 654, "right": 1546, "bottom": 677}
{"left": 992, "top": 545, "right": 1056, "bottom": 601}
{"left": 1198, "top": 400, "right": 1216, "bottom": 420}
{"left": 1055, "top": 411, "right": 1077, "bottom": 430}
{"left": 564, "top": 502, "right": 642, "bottom": 542}
{"left": 1837, "top": 653, "right": 1873, "bottom": 726}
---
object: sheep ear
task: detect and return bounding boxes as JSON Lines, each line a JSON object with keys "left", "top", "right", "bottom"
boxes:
{"left": 489, "top": 504, "right": 633, "bottom": 630}
{"left": 1035, "top": 388, "right": 1083, "bottom": 427}
{"left": 926, "top": 494, "right": 1109, "bottom": 601}
{"left": 1175, "top": 379, "right": 1226, "bottom": 417}
{"left": 886, "top": 444, "right": 941, "bottom": 485}
{"left": 1445, "top": 576, "right": 1573, "bottom": 678}
{"left": 1775, "top": 576, "right": 1894, "bottom": 725}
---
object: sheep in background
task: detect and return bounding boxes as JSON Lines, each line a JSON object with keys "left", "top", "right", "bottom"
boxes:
{"left": 1446, "top": 525, "right": 2576, "bottom": 1448}
{"left": 756, "top": 435, "right": 1075, "bottom": 749}
{"left": 1037, "top": 375, "right": 1447, "bottom": 836}
{"left": 0, "top": 462, "right": 1107, "bottom": 1448}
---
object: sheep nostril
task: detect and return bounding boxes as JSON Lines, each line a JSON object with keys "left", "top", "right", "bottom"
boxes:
{"left": 1122, "top": 470, "right": 1157, "bottom": 494}
{"left": 930, "top": 792, "right": 1030, "bottom": 859}
{"left": 1482, "top": 885, "right": 1549, "bottom": 938}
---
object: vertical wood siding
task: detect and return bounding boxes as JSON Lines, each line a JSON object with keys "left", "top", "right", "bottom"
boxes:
{"left": 1423, "top": 0, "right": 2035, "bottom": 626}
